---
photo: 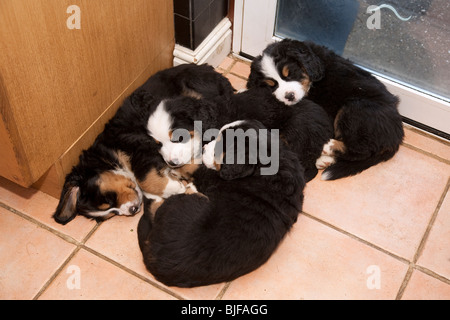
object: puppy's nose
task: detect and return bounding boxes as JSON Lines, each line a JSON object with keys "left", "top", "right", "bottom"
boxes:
{"left": 167, "top": 160, "right": 179, "bottom": 167}
{"left": 285, "top": 92, "right": 295, "bottom": 102}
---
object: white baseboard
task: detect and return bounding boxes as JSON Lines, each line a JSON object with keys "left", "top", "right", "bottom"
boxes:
{"left": 173, "top": 18, "right": 232, "bottom": 68}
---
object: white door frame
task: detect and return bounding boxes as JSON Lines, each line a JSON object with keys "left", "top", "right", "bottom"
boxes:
{"left": 233, "top": 0, "right": 450, "bottom": 138}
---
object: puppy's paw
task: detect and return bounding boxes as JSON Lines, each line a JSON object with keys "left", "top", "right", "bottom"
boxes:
{"left": 321, "top": 139, "right": 335, "bottom": 156}
{"left": 162, "top": 178, "right": 186, "bottom": 198}
{"left": 316, "top": 155, "right": 335, "bottom": 170}
{"left": 321, "top": 139, "right": 346, "bottom": 156}
{"left": 184, "top": 182, "right": 198, "bottom": 194}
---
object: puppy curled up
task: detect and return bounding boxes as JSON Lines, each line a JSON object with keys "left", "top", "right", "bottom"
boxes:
{"left": 138, "top": 120, "right": 305, "bottom": 287}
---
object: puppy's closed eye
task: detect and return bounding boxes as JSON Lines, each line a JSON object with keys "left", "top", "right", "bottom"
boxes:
{"left": 98, "top": 203, "right": 111, "bottom": 210}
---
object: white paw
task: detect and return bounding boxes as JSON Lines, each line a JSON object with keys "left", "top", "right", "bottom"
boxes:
{"left": 316, "top": 155, "right": 336, "bottom": 170}
{"left": 162, "top": 178, "right": 186, "bottom": 198}
{"left": 185, "top": 182, "right": 198, "bottom": 193}
{"left": 322, "top": 139, "right": 337, "bottom": 156}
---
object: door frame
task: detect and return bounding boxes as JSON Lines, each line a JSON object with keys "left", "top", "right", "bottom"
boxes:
{"left": 232, "top": 0, "right": 450, "bottom": 139}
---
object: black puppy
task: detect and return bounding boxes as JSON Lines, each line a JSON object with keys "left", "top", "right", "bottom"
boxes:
{"left": 138, "top": 120, "right": 305, "bottom": 288}
{"left": 248, "top": 39, "right": 404, "bottom": 180}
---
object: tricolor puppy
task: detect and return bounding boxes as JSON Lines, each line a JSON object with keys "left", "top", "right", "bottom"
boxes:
{"left": 248, "top": 39, "right": 404, "bottom": 180}
{"left": 231, "top": 87, "right": 333, "bottom": 181}
{"left": 54, "top": 64, "right": 233, "bottom": 224}
{"left": 146, "top": 95, "right": 231, "bottom": 169}
{"left": 137, "top": 120, "right": 305, "bottom": 288}
{"left": 53, "top": 90, "right": 187, "bottom": 225}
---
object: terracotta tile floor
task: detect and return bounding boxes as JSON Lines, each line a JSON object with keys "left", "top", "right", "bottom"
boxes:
{"left": 1, "top": 57, "right": 450, "bottom": 300}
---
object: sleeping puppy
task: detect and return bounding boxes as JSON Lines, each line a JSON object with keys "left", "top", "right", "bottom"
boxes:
{"left": 232, "top": 88, "right": 333, "bottom": 181}
{"left": 54, "top": 64, "right": 233, "bottom": 224}
{"left": 53, "top": 90, "right": 186, "bottom": 225}
{"left": 137, "top": 120, "right": 305, "bottom": 288}
{"left": 248, "top": 39, "right": 404, "bottom": 180}
{"left": 146, "top": 88, "right": 332, "bottom": 181}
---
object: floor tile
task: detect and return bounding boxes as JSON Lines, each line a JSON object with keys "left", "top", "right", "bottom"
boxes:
{"left": 303, "top": 146, "right": 450, "bottom": 260}
{"left": 0, "top": 207, "right": 75, "bottom": 299}
{"left": 401, "top": 270, "right": 450, "bottom": 300}
{"left": 403, "top": 127, "right": 450, "bottom": 161}
{"left": 417, "top": 189, "right": 450, "bottom": 279}
{"left": 85, "top": 212, "right": 226, "bottom": 300}
{"left": 230, "top": 61, "right": 251, "bottom": 78}
{"left": 0, "top": 177, "right": 97, "bottom": 242}
{"left": 218, "top": 56, "right": 235, "bottom": 71}
{"left": 39, "top": 249, "right": 175, "bottom": 300}
{"left": 222, "top": 215, "right": 408, "bottom": 300}
{"left": 225, "top": 73, "right": 247, "bottom": 91}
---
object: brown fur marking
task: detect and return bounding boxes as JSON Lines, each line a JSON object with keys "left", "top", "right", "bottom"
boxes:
{"left": 98, "top": 172, "right": 138, "bottom": 207}
{"left": 138, "top": 168, "right": 169, "bottom": 197}
{"left": 334, "top": 108, "right": 345, "bottom": 140}
{"left": 172, "top": 163, "right": 200, "bottom": 181}
{"left": 301, "top": 74, "right": 311, "bottom": 95}
{"left": 282, "top": 65, "right": 289, "bottom": 77}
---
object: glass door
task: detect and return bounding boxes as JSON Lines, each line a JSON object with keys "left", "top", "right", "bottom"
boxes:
{"left": 233, "top": 0, "right": 450, "bottom": 138}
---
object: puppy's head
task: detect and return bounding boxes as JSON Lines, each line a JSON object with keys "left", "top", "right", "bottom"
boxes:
{"left": 147, "top": 98, "right": 203, "bottom": 168}
{"left": 247, "top": 39, "right": 324, "bottom": 106}
{"left": 203, "top": 120, "right": 275, "bottom": 180}
{"left": 53, "top": 150, "right": 142, "bottom": 225}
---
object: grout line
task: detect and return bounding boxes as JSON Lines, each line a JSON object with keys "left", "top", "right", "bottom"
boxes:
{"left": 0, "top": 201, "right": 81, "bottom": 247}
{"left": 80, "top": 245, "right": 185, "bottom": 300}
{"left": 402, "top": 142, "right": 450, "bottom": 165}
{"left": 300, "top": 211, "right": 410, "bottom": 265}
{"left": 0, "top": 201, "right": 184, "bottom": 300}
{"left": 33, "top": 246, "right": 82, "bottom": 300}
{"left": 395, "top": 265, "right": 414, "bottom": 300}
{"left": 404, "top": 124, "right": 450, "bottom": 146}
{"left": 413, "top": 264, "right": 450, "bottom": 285}
{"left": 413, "top": 178, "right": 450, "bottom": 264}
{"left": 80, "top": 221, "right": 103, "bottom": 245}
{"left": 301, "top": 210, "right": 450, "bottom": 298}
{"left": 227, "top": 71, "right": 249, "bottom": 81}
{"left": 395, "top": 178, "right": 450, "bottom": 297}
{"left": 217, "top": 56, "right": 237, "bottom": 76}
{"left": 215, "top": 282, "right": 232, "bottom": 300}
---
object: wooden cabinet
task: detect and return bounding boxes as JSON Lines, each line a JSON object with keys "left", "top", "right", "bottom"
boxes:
{"left": 0, "top": 0, "right": 175, "bottom": 197}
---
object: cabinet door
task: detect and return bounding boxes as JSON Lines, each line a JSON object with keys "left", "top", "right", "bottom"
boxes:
{"left": 0, "top": 0, "right": 174, "bottom": 187}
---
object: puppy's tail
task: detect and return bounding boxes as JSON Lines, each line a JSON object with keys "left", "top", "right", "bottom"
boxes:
{"left": 321, "top": 153, "right": 394, "bottom": 181}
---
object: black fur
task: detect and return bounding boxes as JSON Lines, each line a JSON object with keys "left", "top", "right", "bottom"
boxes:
{"left": 140, "top": 63, "right": 234, "bottom": 101}
{"left": 248, "top": 39, "right": 404, "bottom": 180}
{"left": 231, "top": 88, "right": 333, "bottom": 181}
{"left": 138, "top": 120, "right": 305, "bottom": 287}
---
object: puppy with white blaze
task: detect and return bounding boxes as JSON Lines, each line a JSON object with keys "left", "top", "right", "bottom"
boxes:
{"left": 248, "top": 39, "right": 404, "bottom": 180}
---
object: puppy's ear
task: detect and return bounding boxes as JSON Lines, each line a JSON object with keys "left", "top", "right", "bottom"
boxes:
{"left": 247, "top": 55, "right": 263, "bottom": 89}
{"left": 294, "top": 42, "right": 324, "bottom": 82}
{"left": 219, "top": 163, "right": 256, "bottom": 181}
{"left": 53, "top": 182, "right": 80, "bottom": 225}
